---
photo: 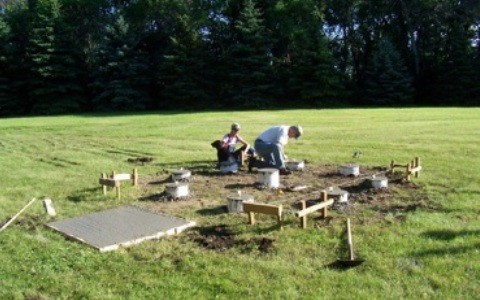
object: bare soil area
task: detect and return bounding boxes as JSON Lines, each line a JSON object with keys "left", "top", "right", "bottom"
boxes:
{"left": 136, "top": 162, "right": 432, "bottom": 253}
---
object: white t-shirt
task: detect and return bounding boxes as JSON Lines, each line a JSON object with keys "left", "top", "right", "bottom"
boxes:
{"left": 222, "top": 133, "right": 239, "bottom": 147}
{"left": 257, "top": 126, "right": 289, "bottom": 146}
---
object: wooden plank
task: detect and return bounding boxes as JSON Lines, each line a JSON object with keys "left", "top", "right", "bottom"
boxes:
{"left": 99, "top": 178, "right": 120, "bottom": 187}
{"left": 409, "top": 166, "right": 422, "bottom": 173}
{"left": 295, "top": 199, "right": 334, "bottom": 218}
{"left": 243, "top": 202, "right": 282, "bottom": 216}
{"left": 112, "top": 173, "right": 131, "bottom": 181}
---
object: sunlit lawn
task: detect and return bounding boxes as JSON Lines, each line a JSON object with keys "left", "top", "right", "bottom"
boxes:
{"left": 1, "top": 108, "right": 479, "bottom": 299}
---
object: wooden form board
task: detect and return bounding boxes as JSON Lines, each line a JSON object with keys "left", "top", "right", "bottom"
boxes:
{"left": 295, "top": 199, "right": 334, "bottom": 218}
{"left": 295, "top": 191, "right": 334, "bottom": 229}
{"left": 243, "top": 202, "right": 283, "bottom": 230}
{"left": 47, "top": 206, "right": 196, "bottom": 252}
{"left": 390, "top": 157, "right": 422, "bottom": 181}
{"left": 99, "top": 168, "right": 138, "bottom": 199}
{"left": 242, "top": 191, "right": 334, "bottom": 230}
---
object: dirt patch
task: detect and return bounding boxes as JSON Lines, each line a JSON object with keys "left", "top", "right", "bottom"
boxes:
{"left": 1, "top": 214, "right": 44, "bottom": 231}
{"left": 192, "top": 225, "right": 237, "bottom": 251}
{"left": 140, "top": 162, "right": 430, "bottom": 213}
{"left": 188, "top": 224, "right": 275, "bottom": 253}
{"left": 138, "top": 162, "right": 431, "bottom": 251}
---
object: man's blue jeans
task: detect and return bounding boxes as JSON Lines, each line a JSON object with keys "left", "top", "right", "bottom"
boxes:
{"left": 254, "top": 139, "right": 285, "bottom": 169}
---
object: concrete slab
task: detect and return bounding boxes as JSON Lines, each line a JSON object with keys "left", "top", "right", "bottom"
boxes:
{"left": 47, "top": 206, "right": 196, "bottom": 252}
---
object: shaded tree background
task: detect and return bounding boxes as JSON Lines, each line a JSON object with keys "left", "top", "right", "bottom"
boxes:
{"left": 0, "top": 0, "right": 478, "bottom": 116}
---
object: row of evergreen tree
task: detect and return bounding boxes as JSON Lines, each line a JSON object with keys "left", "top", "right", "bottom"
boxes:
{"left": 0, "top": 0, "right": 479, "bottom": 116}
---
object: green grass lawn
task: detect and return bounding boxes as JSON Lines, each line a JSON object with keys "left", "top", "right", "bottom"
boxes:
{"left": 1, "top": 108, "right": 479, "bottom": 299}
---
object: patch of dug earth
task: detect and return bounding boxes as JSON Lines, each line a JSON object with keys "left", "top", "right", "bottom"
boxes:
{"left": 138, "top": 162, "right": 432, "bottom": 222}
{"left": 189, "top": 224, "right": 275, "bottom": 253}
{"left": 1, "top": 215, "right": 44, "bottom": 231}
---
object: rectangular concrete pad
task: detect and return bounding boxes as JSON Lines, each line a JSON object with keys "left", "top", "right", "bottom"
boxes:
{"left": 47, "top": 206, "right": 196, "bottom": 252}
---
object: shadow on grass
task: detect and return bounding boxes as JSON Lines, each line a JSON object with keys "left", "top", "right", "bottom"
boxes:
{"left": 151, "top": 160, "right": 224, "bottom": 177}
{"left": 196, "top": 205, "right": 227, "bottom": 216}
{"left": 224, "top": 183, "right": 257, "bottom": 190}
{"left": 147, "top": 177, "right": 171, "bottom": 185}
{"left": 421, "top": 229, "right": 480, "bottom": 241}
{"left": 67, "top": 187, "right": 102, "bottom": 202}
{"left": 410, "top": 229, "right": 480, "bottom": 257}
{"left": 248, "top": 223, "right": 284, "bottom": 234}
{"left": 325, "top": 259, "right": 365, "bottom": 270}
{"left": 411, "top": 242, "right": 480, "bottom": 257}
{"left": 152, "top": 160, "right": 215, "bottom": 169}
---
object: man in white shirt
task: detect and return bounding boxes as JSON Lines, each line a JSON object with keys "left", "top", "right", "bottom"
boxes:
{"left": 251, "top": 125, "right": 303, "bottom": 175}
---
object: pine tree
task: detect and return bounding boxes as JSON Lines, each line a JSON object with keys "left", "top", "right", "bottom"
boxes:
{"left": 225, "top": 0, "right": 273, "bottom": 108}
{"left": 435, "top": 12, "right": 480, "bottom": 105}
{"left": 0, "top": 15, "right": 10, "bottom": 115}
{"left": 288, "top": 36, "right": 346, "bottom": 107}
{"left": 91, "top": 12, "right": 151, "bottom": 111}
{"left": 1, "top": 2, "right": 32, "bottom": 115}
{"left": 364, "top": 38, "right": 414, "bottom": 105}
{"left": 27, "top": 0, "right": 59, "bottom": 114}
{"left": 159, "top": 39, "right": 213, "bottom": 109}
{"left": 27, "top": 0, "right": 88, "bottom": 114}
{"left": 157, "top": 0, "right": 215, "bottom": 109}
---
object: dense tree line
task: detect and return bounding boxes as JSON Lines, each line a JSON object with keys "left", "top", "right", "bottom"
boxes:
{"left": 0, "top": 0, "right": 479, "bottom": 116}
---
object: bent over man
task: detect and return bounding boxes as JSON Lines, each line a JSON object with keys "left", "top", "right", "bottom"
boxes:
{"left": 252, "top": 125, "right": 303, "bottom": 175}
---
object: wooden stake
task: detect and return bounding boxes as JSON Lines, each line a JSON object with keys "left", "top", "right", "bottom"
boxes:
{"left": 415, "top": 157, "right": 421, "bottom": 177}
{"left": 406, "top": 163, "right": 412, "bottom": 181}
{"left": 132, "top": 168, "right": 138, "bottom": 186}
{"left": 277, "top": 206, "right": 283, "bottom": 231}
{"left": 300, "top": 200, "right": 307, "bottom": 229}
{"left": 321, "top": 191, "right": 328, "bottom": 217}
{"left": 0, "top": 198, "right": 37, "bottom": 233}
{"left": 248, "top": 211, "right": 255, "bottom": 225}
{"left": 101, "top": 173, "right": 107, "bottom": 195}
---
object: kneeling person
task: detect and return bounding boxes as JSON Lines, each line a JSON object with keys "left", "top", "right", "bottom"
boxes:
{"left": 252, "top": 125, "right": 303, "bottom": 175}
{"left": 211, "top": 123, "right": 250, "bottom": 165}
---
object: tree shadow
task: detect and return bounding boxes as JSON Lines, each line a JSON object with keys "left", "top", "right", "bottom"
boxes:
{"left": 411, "top": 242, "right": 480, "bottom": 257}
{"left": 67, "top": 187, "right": 104, "bottom": 202}
{"left": 421, "top": 229, "right": 480, "bottom": 241}
{"left": 410, "top": 229, "right": 480, "bottom": 257}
